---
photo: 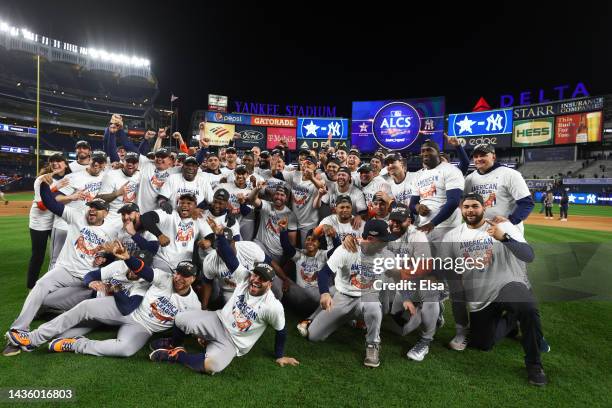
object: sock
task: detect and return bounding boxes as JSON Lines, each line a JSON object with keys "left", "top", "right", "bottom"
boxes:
{"left": 171, "top": 325, "right": 187, "bottom": 347}
{"left": 177, "top": 352, "right": 206, "bottom": 373}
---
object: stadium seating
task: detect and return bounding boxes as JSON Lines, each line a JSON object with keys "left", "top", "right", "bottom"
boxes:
{"left": 517, "top": 160, "right": 583, "bottom": 180}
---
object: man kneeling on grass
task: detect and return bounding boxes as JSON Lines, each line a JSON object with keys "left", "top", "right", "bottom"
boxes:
{"left": 441, "top": 192, "right": 548, "bottom": 386}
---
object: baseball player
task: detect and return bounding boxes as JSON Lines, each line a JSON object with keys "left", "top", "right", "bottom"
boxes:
{"left": 158, "top": 156, "right": 214, "bottom": 211}
{"left": 136, "top": 147, "right": 181, "bottom": 214}
{"left": 303, "top": 219, "right": 396, "bottom": 368}
{"left": 384, "top": 153, "right": 415, "bottom": 207}
{"left": 200, "top": 223, "right": 267, "bottom": 308}
{"left": 97, "top": 151, "right": 141, "bottom": 219}
{"left": 280, "top": 155, "right": 326, "bottom": 246}
{"left": 6, "top": 248, "right": 152, "bottom": 350}
{"left": 441, "top": 193, "right": 547, "bottom": 386}
{"left": 357, "top": 163, "right": 392, "bottom": 218}
{"left": 275, "top": 219, "right": 335, "bottom": 317}
{"left": 317, "top": 166, "right": 367, "bottom": 217}
{"left": 249, "top": 183, "right": 298, "bottom": 262}
{"left": 217, "top": 165, "right": 255, "bottom": 240}
{"left": 40, "top": 245, "right": 200, "bottom": 357}
{"left": 409, "top": 139, "right": 466, "bottom": 350}
{"left": 0, "top": 186, "right": 7, "bottom": 205}
{"left": 464, "top": 144, "right": 534, "bottom": 232}
{"left": 385, "top": 205, "right": 442, "bottom": 361}
{"left": 48, "top": 151, "right": 108, "bottom": 270}
{"left": 3, "top": 179, "right": 121, "bottom": 356}
{"left": 197, "top": 189, "right": 241, "bottom": 249}
{"left": 148, "top": 262, "right": 299, "bottom": 375}
{"left": 27, "top": 154, "right": 70, "bottom": 289}
{"left": 140, "top": 193, "right": 206, "bottom": 273}
{"left": 317, "top": 195, "right": 364, "bottom": 250}
{"left": 68, "top": 140, "right": 92, "bottom": 173}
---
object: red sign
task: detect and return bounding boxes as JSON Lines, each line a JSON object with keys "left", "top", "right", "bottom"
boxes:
{"left": 127, "top": 129, "right": 145, "bottom": 136}
{"left": 555, "top": 112, "right": 602, "bottom": 144}
{"left": 252, "top": 116, "right": 296, "bottom": 128}
{"left": 267, "top": 127, "right": 296, "bottom": 149}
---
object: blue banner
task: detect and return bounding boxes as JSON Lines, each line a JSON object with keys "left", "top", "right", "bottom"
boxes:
{"left": 206, "top": 111, "right": 251, "bottom": 125}
{"left": 447, "top": 109, "right": 513, "bottom": 137}
{"left": 534, "top": 191, "right": 612, "bottom": 206}
{"left": 297, "top": 118, "right": 349, "bottom": 139}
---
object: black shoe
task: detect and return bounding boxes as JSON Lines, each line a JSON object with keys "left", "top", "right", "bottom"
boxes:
{"left": 527, "top": 365, "right": 548, "bottom": 386}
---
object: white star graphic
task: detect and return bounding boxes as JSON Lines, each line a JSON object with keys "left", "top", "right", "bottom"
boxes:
{"left": 303, "top": 120, "right": 320, "bottom": 137}
{"left": 359, "top": 123, "right": 368, "bottom": 132}
{"left": 456, "top": 115, "right": 476, "bottom": 134}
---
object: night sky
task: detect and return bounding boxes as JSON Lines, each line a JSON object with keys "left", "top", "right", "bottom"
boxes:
{"left": 2, "top": 1, "right": 610, "bottom": 132}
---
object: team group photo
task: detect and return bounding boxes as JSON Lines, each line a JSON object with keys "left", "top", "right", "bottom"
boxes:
{"left": 0, "top": 2, "right": 610, "bottom": 407}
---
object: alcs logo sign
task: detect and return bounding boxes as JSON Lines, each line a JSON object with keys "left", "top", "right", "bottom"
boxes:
{"left": 372, "top": 102, "right": 421, "bottom": 150}
{"left": 512, "top": 118, "right": 554, "bottom": 147}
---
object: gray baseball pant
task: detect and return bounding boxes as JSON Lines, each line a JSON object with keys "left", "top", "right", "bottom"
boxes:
{"left": 429, "top": 227, "right": 469, "bottom": 330}
{"left": 175, "top": 310, "right": 237, "bottom": 374}
{"left": 11, "top": 265, "right": 84, "bottom": 331}
{"left": 307, "top": 292, "right": 382, "bottom": 344}
{"left": 48, "top": 227, "right": 68, "bottom": 271}
{"left": 272, "top": 280, "right": 320, "bottom": 315}
{"left": 29, "top": 296, "right": 122, "bottom": 347}
{"left": 40, "top": 286, "right": 93, "bottom": 313}
{"left": 389, "top": 293, "right": 439, "bottom": 340}
{"left": 152, "top": 257, "right": 174, "bottom": 274}
{"left": 73, "top": 316, "right": 151, "bottom": 357}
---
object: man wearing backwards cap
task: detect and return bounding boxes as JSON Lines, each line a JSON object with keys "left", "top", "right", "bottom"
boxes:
{"left": 49, "top": 151, "right": 109, "bottom": 270}
{"left": 97, "top": 151, "right": 141, "bottom": 218}
{"left": 149, "top": 258, "right": 299, "bottom": 375}
{"left": 158, "top": 156, "right": 214, "bottom": 212}
{"left": 41, "top": 244, "right": 200, "bottom": 358}
{"left": 384, "top": 152, "right": 416, "bottom": 207}
{"left": 304, "top": 219, "right": 396, "bottom": 368}
{"left": 464, "top": 143, "right": 534, "bottom": 233}
{"left": 3, "top": 177, "right": 123, "bottom": 356}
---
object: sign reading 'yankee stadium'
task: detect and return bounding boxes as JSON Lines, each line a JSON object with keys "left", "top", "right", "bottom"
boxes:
{"left": 233, "top": 101, "right": 337, "bottom": 117}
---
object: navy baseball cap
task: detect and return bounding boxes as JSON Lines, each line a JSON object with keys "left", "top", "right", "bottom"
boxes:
{"left": 234, "top": 165, "right": 248, "bottom": 174}
{"left": 177, "top": 152, "right": 188, "bottom": 161}
{"left": 259, "top": 150, "right": 270, "bottom": 159}
{"left": 473, "top": 143, "right": 496, "bottom": 155}
{"left": 146, "top": 152, "right": 155, "bottom": 160}
{"left": 337, "top": 166, "right": 352, "bottom": 176}
{"left": 183, "top": 156, "right": 199, "bottom": 165}
{"left": 421, "top": 139, "right": 440, "bottom": 152}
{"left": 336, "top": 194, "right": 352, "bottom": 206}
{"left": 389, "top": 204, "right": 410, "bottom": 222}
{"left": 155, "top": 147, "right": 170, "bottom": 157}
{"left": 358, "top": 164, "right": 373, "bottom": 173}
{"left": 214, "top": 188, "right": 230, "bottom": 201}
{"left": 225, "top": 146, "right": 237, "bottom": 154}
{"left": 75, "top": 140, "right": 91, "bottom": 149}
{"left": 117, "top": 202, "right": 140, "bottom": 214}
{"left": 252, "top": 262, "right": 275, "bottom": 281}
{"left": 91, "top": 151, "right": 107, "bottom": 163}
{"left": 384, "top": 153, "right": 402, "bottom": 164}
{"left": 175, "top": 261, "right": 197, "bottom": 277}
{"left": 86, "top": 198, "right": 110, "bottom": 211}
{"left": 362, "top": 219, "right": 395, "bottom": 242}
{"left": 124, "top": 152, "right": 139, "bottom": 162}
{"left": 303, "top": 156, "right": 318, "bottom": 166}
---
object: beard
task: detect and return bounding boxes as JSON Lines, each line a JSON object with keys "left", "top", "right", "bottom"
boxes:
{"left": 464, "top": 212, "right": 484, "bottom": 226}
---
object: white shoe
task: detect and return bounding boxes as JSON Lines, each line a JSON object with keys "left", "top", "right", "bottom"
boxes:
{"left": 449, "top": 332, "right": 468, "bottom": 351}
{"left": 296, "top": 320, "right": 310, "bottom": 337}
{"left": 561, "top": 219, "right": 567, "bottom": 222}
{"left": 407, "top": 338, "right": 430, "bottom": 361}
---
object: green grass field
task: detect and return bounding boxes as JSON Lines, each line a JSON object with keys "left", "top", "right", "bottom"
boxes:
{"left": 0, "top": 215, "right": 610, "bottom": 407}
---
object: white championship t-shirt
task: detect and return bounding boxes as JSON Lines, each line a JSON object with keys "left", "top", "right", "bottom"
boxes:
{"left": 412, "top": 162, "right": 464, "bottom": 228}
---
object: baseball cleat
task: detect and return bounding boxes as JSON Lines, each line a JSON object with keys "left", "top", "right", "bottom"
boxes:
{"left": 296, "top": 320, "right": 311, "bottom": 337}
{"left": 7, "top": 329, "right": 33, "bottom": 349}
{"left": 449, "top": 332, "right": 469, "bottom": 351}
{"left": 149, "top": 347, "right": 186, "bottom": 363}
{"left": 527, "top": 365, "right": 548, "bottom": 386}
{"left": 436, "top": 302, "right": 445, "bottom": 329}
{"left": 407, "top": 338, "right": 431, "bottom": 362}
{"left": 149, "top": 337, "right": 175, "bottom": 352}
{"left": 350, "top": 319, "right": 367, "bottom": 330}
{"left": 364, "top": 343, "right": 380, "bottom": 368}
{"left": 48, "top": 337, "right": 80, "bottom": 353}
{"left": 2, "top": 343, "right": 21, "bottom": 357}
